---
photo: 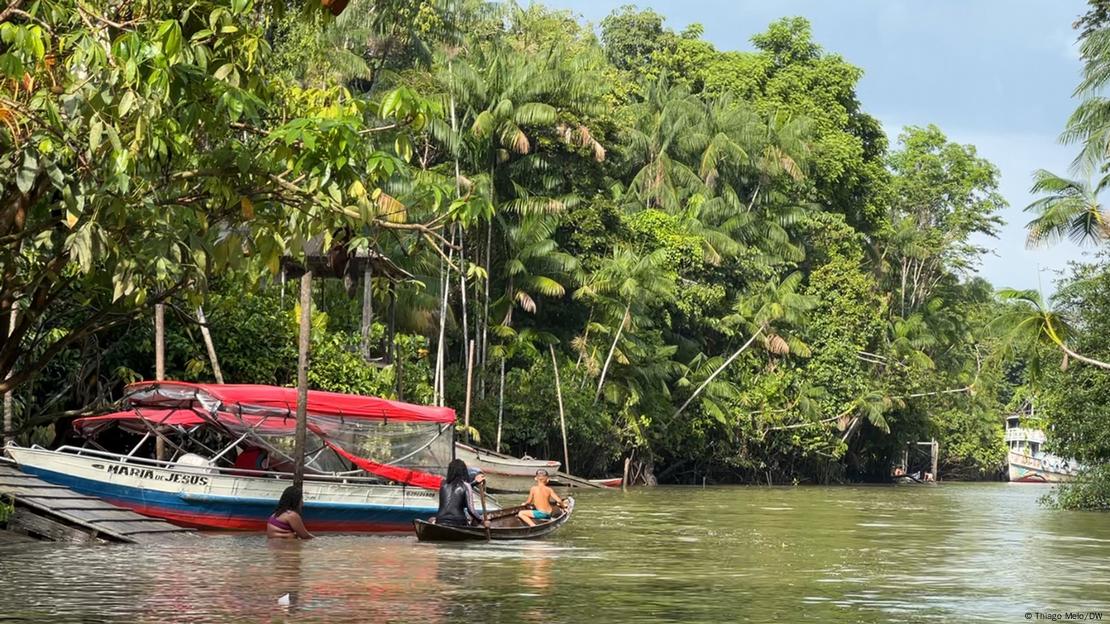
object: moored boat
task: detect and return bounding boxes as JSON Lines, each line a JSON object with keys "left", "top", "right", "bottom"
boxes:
{"left": 1005, "top": 415, "right": 1080, "bottom": 483}
{"left": 589, "top": 477, "right": 623, "bottom": 488}
{"left": 5, "top": 381, "right": 492, "bottom": 532}
{"left": 413, "top": 497, "right": 575, "bottom": 541}
{"left": 454, "top": 443, "right": 560, "bottom": 493}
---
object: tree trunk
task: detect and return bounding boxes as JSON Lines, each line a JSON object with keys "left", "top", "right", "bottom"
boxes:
{"left": 154, "top": 303, "right": 166, "bottom": 461}
{"left": 594, "top": 300, "right": 630, "bottom": 405}
{"left": 1059, "top": 342, "right": 1110, "bottom": 370}
{"left": 463, "top": 340, "right": 475, "bottom": 443}
{"left": 496, "top": 357, "right": 506, "bottom": 453}
{"left": 671, "top": 327, "right": 764, "bottom": 420}
{"left": 433, "top": 230, "right": 455, "bottom": 406}
{"left": 459, "top": 226, "right": 469, "bottom": 367}
{"left": 550, "top": 344, "right": 569, "bottom": 475}
{"left": 386, "top": 283, "right": 397, "bottom": 366}
{"left": 3, "top": 303, "right": 17, "bottom": 446}
{"left": 196, "top": 306, "right": 224, "bottom": 384}
{"left": 360, "top": 262, "right": 373, "bottom": 360}
{"left": 293, "top": 271, "right": 312, "bottom": 490}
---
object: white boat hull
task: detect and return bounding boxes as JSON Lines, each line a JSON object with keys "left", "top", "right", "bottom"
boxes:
{"left": 455, "top": 444, "right": 560, "bottom": 493}
{"left": 1007, "top": 450, "right": 1079, "bottom": 483}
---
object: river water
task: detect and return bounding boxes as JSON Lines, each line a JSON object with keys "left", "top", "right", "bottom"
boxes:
{"left": 1, "top": 483, "right": 1108, "bottom": 623}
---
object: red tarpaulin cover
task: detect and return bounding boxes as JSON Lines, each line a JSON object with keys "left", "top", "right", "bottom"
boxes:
{"left": 322, "top": 439, "right": 444, "bottom": 490}
{"left": 73, "top": 409, "right": 305, "bottom": 434}
{"left": 73, "top": 410, "right": 204, "bottom": 434}
{"left": 123, "top": 381, "right": 456, "bottom": 423}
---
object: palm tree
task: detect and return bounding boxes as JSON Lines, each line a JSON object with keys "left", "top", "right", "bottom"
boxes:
{"left": 488, "top": 325, "right": 551, "bottom": 452}
{"left": 994, "top": 288, "right": 1110, "bottom": 370}
{"left": 438, "top": 28, "right": 605, "bottom": 374}
{"left": 1023, "top": 169, "right": 1109, "bottom": 247}
{"left": 672, "top": 271, "right": 815, "bottom": 420}
{"left": 574, "top": 247, "right": 676, "bottom": 404}
{"left": 493, "top": 214, "right": 578, "bottom": 328}
{"left": 622, "top": 78, "right": 703, "bottom": 212}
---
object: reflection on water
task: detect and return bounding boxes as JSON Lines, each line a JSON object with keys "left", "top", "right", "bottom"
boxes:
{"left": 1, "top": 484, "right": 1108, "bottom": 623}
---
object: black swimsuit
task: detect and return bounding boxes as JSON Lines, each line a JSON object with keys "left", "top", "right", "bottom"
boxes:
{"left": 436, "top": 480, "right": 482, "bottom": 525}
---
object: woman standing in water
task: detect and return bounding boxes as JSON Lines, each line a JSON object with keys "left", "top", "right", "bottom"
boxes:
{"left": 267, "top": 485, "right": 315, "bottom": 539}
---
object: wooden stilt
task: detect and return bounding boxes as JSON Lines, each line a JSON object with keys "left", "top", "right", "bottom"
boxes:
{"left": 293, "top": 271, "right": 312, "bottom": 490}
{"left": 360, "top": 262, "right": 374, "bottom": 361}
{"left": 154, "top": 303, "right": 166, "bottom": 461}
{"left": 931, "top": 438, "right": 939, "bottom": 483}
{"left": 463, "top": 340, "right": 475, "bottom": 443}
{"left": 622, "top": 456, "right": 631, "bottom": 491}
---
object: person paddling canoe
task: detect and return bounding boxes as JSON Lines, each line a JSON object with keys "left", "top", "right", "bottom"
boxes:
{"left": 518, "top": 469, "right": 566, "bottom": 527}
{"left": 434, "top": 459, "right": 489, "bottom": 527}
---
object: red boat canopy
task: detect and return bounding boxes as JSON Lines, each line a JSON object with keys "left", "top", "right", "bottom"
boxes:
{"left": 123, "top": 381, "right": 456, "bottom": 424}
{"left": 73, "top": 409, "right": 301, "bottom": 435}
{"left": 74, "top": 410, "right": 205, "bottom": 435}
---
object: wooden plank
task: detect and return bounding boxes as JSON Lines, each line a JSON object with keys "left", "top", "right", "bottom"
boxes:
{"left": 8, "top": 508, "right": 105, "bottom": 544}
{"left": 0, "top": 480, "right": 68, "bottom": 489}
{"left": 22, "top": 497, "right": 121, "bottom": 510}
{"left": 0, "top": 474, "right": 58, "bottom": 482}
{"left": 0, "top": 529, "right": 39, "bottom": 545}
{"left": 59, "top": 509, "right": 149, "bottom": 522}
{"left": 92, "top": 517, "right": 189, "bottom": 532}
{"left": 0, "top": 487, "right": 105, "bottom": 498}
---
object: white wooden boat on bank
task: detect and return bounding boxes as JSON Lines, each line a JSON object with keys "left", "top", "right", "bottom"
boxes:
{"left": 454, "top": 443, "right": 560, "bottom": 493}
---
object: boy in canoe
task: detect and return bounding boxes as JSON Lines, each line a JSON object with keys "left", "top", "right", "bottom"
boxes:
{"left": 517, "top": 469, "right": 566, "bottom": 526}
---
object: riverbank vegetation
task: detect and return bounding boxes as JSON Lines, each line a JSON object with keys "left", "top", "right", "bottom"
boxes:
{"left": 1002, "top": 1, "right": 1110, "bottom": 510}
{"left": 0, "top": 0, "right": 1053, "bottom": 485}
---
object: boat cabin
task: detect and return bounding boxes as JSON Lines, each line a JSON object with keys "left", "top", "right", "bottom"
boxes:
{"left": 1004, "top": 414, "right": 1046, "bottom": 457}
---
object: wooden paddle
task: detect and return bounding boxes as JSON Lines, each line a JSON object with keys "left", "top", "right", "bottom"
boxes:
{"left": 478, "top": 480, "right": 491, "bottom": 542}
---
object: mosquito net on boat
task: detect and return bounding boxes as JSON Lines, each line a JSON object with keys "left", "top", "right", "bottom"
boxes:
{"left": 75, "top": 382, "right": 457, "bottom": 489}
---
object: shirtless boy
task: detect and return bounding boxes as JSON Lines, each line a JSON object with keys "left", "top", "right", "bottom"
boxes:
{"left": 518, "top": 469, "right": 565, "bottom": 527}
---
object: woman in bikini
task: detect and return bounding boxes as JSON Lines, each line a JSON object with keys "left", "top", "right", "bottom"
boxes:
{"left": 267, "top": 485, "right": 315, "bottom": 539}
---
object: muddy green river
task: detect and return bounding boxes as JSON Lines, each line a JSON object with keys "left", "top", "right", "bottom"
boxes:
{"left": 1, "top": 483, "right": 1108, "bottom": 623}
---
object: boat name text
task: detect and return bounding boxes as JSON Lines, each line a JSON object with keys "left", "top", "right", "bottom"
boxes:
{"left": 104, "top": 464, "right": 209, "bottom": 485}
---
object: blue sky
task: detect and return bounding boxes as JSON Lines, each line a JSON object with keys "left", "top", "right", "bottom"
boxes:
{"left": 540, "top": 0, "right": 1095, "bottom": 294}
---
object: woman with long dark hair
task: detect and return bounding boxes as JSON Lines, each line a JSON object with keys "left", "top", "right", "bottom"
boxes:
{"left": 267, "top": 485, "right": 315, "bottom": 539}
{"left": 434, "top": 459, "right": 487, "bottom": 527}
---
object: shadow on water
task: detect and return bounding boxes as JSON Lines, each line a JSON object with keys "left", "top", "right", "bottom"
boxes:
{"left": 0, "top": 483, "right": 1108, "bottom": 623}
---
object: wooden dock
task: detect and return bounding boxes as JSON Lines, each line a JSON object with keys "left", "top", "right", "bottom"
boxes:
{"left": 0, "top": 463, "right": 196, "bottom": 544}
{"left": 552, "top": 470, "right": 604, "bottom": 489}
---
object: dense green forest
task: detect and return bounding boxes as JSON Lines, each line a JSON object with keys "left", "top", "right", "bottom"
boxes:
{"left": 2, "top": 0, "right": 1106, "bottom": 491}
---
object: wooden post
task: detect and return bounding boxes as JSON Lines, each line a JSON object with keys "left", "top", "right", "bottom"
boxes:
{"left": 621, "top": 456, "right": 631, "bottom": 491}
{"left": 550, "top": 344, "right": 569, "bottom": 475}
{"left": 931, "top": 438, "right": 939, "bottom": 482}
{"left": 360, "top": 262, "right": 373, "bottom": 361}
{"left": 463, "top": 340, "right": 475, "bottom": 443}
{"left": 196, "top": 306, "right": 224, "bottom": 384}
{"left": 293, "top": 272, "right": 312, "bottom": 490}
{"left": 386, "top": 284, "right": 396, "bottom": 366}
{"left": 3, "top": 303, "right": 17, "bottom": 446}
{"left": 154, "top": 303, "right": 166, "bottom": 461}
{"left": 495, "top": 358, "right": 505, "bottom": 453}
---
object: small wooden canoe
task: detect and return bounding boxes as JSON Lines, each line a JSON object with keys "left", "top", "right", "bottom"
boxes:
{"left": 413, "top": 497, "right": 575, "bottom": 541}
{"left": 588, "top": 477, "right": 623, "bottom": 488}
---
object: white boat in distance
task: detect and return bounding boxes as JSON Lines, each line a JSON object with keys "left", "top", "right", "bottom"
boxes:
{"left": 455, "top": 443, "right": 560, "bottom": 493}
{"left": 1005, "top": 415, "right": 1080, "bottom": 483}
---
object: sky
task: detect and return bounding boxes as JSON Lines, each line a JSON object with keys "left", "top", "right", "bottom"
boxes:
{"left": 539, "top": 0, "right": 1096, "bottom": 294}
